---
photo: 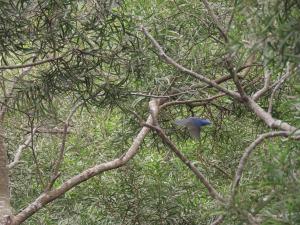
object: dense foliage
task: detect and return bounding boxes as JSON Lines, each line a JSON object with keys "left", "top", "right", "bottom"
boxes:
{"left": 0, "top": 0, "right": 299, "bottom": 224}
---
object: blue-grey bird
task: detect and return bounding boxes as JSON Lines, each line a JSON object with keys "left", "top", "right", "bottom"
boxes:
{"left": 175, "top": 117, "right": 211, "bottom": 139}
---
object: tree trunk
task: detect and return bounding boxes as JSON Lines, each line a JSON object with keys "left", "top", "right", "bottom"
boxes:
{"left": 0, "top": 124, "right": 12, "bottom": 224}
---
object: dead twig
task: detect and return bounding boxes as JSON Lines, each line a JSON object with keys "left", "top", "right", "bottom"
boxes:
{"left": 8, "top": 128, "right": 37, "bottom": 169}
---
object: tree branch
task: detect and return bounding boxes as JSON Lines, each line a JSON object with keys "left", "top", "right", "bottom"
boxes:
{"left": 268, "top": 64, "right": 292, "bottom": 113}
{"left": 252, "top": 69, "right": 271, "bottom": 101}
{"left": 210, "top": 215, "right": 225, "bottom": 225}
{"left": 144, "top": 123, "right": 225, "bottom": 203}
{"left": 129, "top": 90, "right": 196, "bottom": 99}
{"left": 245, "top": 96, "right": 297, "bottom": 132}
{"left": 140, "top": 26, "right": 241, "bottom": 100}
{"left": 231, "top": 131, "right": 299, "bottom": 201}
{"left": 9, "top": 99, "right": 163, "bottom": 225}
{"left": 45, "top": 101, "right": 83, "bottom": 191}
{"left": 141, "top": 26, "right": 297, "bottom": 133}
{"left": 22, "top": 127, "right": 72, "bottom": 135}
{"left": 0, "top": 55, "right": 64, "bottom": 70}
{"left": 7, "top": 128, "right": 37, "bottom": 169}
{"left": 201, "top": 0, "right": 228, "bottom": 42}
{"left": 160, "top": 93, "right": 225, "bottom": 108}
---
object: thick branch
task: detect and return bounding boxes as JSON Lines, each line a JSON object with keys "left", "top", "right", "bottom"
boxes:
{"left": 9, "top": 99, "right": 162, "bottom": 225}
{"left": 246, "top": 96, "right": 297, "bottom": 131}
{"left": 141, "top": 25, "right": 296, "bottom": 138}
{"left": 0, "top": 66, "right": 34, "bottom": 223}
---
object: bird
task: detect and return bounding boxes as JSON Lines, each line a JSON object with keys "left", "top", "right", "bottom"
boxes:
{"left": 174, "top": 117, "right": 211, "bottom": 139}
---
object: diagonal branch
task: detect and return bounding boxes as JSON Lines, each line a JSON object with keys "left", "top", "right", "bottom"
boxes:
{"left": 144, "top": 100, "right": 225, "bottom": 203}
{"left": 144, "top": 122, "right": 225, "bottom": 203}
{"left": 252, "top": 69, "right": 271, "bottom": 101}
{"left": 9, "top": 99, "right": 164, "bottom": 225}
{"left": 268, "top": 64, "right": 293, "bottom": 113}
{"left": 201, "top": 0, "right": 228, "bottom": 42}
{"left": 201, "top": 0, "right": 259, "bottom": 105}
{"left": 246, "top": 96, "right": 297, "bottom": 132}
{"left": 210, "top": 215, "right": 225, "bottom": 225}
{"left": 7, "top": 128, "right": 37, "bottom": 169}
{"left": 140, "top": 26, "right": 241, "bottom": 100}
{"left": 45, "top": 101, "right": 84, "bottom": 191}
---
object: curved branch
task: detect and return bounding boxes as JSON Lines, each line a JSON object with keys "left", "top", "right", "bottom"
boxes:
{"left": 252, "top": 70, "right": 271, "bottom": 101}
{"left": 9, "top": 99, "right": 163, "bottom": 225}
{"left": 231, "top": 131, "right": 299, "bottom": 200}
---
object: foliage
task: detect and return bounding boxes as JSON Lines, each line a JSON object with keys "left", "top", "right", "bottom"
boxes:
{"left": 1, "top": 0, "right": 299, "bottom": 224}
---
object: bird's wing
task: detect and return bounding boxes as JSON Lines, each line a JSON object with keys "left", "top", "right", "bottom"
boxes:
{"left": 174, "top": 119, "right": 189, "bottom": 126}
{"left": 187, "top": 125, "right": 201, "bottom": 139}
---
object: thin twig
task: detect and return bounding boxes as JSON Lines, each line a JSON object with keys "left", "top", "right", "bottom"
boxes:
{"left": 210, "top": 215, "right": 225, "bottom": 225}
{"left": 252, "top": 69, "right": 271, "bottom": 101}
{"left": 8, "top": 128, "right": 37, "bottom": 169}
{"left": 160, "top": 93, "right": 225, "bottom": 108}
{"left": 268, "top": 64, "right": 292, "bottom": 113}
{"left": 0, "top": 67, "right": 33, "bottom": 120}
{"left": 226, "top": 2, "right": 235, "bottom": 35}
{"left": 236, "top": 63, "right": 263, "bottom": 73}
{"left": 129, "top": 90, "right": 196, "bottom": 99}
{"left": 29, "top": 119, "right": 45, "bottom": 188}
{"left": 0, "top": 55, "right": 65, "bottom": 70}
{"left": 46, "top": 101, "right": 83, "bottom": 191}
{"left": 201, "top": 0, "right": 228, "bottom": 42}
{"left": 22, "top": 127, "right": 72, "bottom": 135}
